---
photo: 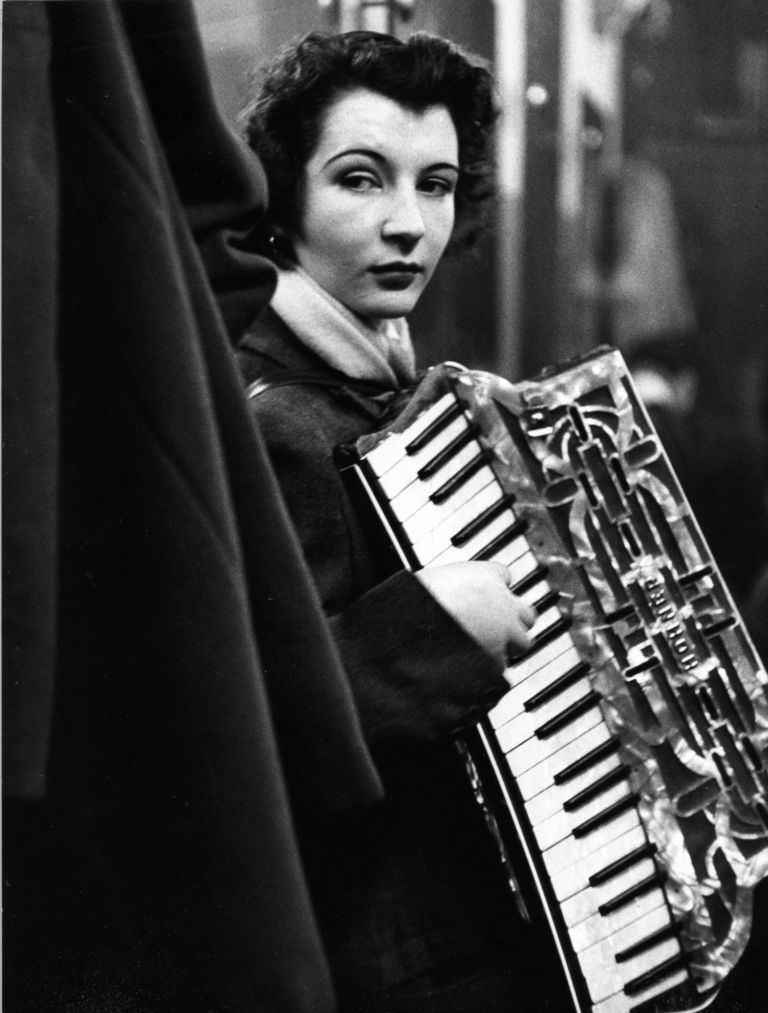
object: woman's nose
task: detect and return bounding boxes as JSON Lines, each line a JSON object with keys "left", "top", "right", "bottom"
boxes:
{"left": 380, "top": 187, "right": 425, "bottom": 245}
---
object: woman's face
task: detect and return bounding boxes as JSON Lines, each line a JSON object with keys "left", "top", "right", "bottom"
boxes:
{"left": 291, "top": 88, "right": 459, "bottom": 321}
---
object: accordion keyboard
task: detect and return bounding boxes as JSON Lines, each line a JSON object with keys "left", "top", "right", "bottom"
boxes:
{"left": 344, "top": 352, "right": 768, "bottom": 1013}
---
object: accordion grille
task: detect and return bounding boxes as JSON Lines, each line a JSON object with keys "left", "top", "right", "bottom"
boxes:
{"left": 344, "top": 349, "right": 768, "bottom": 1013}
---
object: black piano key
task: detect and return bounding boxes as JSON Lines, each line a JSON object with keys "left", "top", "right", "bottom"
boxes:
{"left": 405, "top": 400, "right": 463, "bottom": 455}
{"left": 598, "top": 869, "right": 664, "bottom": 916}
{"left": 624, "top": 953, "right": 688, "bottom": 999}
{"left": 525, "top": 660, "right": 591, "bottom": 712}
{"left": 472, "top": 517, "right": 528, "bottom": 561}
{"left": 572, "top": 792, "right": 638, "bottom": 839}
{"left": 430, "top": 454, "right": 488, "bottom": 505}
{"left": 615, "top": 922, "right": 681, "bottom": 964}
{"left": 563, "top": 763, "right": 630, "bottom": 812}
{"left": 529, "top": 615, "right": 572, "bottom": 654}
{"left": 554, "top": 736, "right": 620, "bottom": 788}
{"left": 417, "top": 425, "right": 480, "bottom": 480}
{"left": 534, "top": 588, "right": 561, "bottom": 613}
{"left": 451, "top": 494, "right": 516, "bottom": 547}
{"left": 589, "top": 841, "right": 657, "bottom": 888}
{"left": 511, "top": 564, "right": 549, "bottom": 596}
{"left": 535, "top": 689, "right": 600, "bottom": 740}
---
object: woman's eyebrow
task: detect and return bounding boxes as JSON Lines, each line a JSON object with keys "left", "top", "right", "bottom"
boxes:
{"left": 426, "top": 162, "right": 460, "bottom": 174}
{"left": 322, "top": 150, "right": 460, "bottom": 175}
{"left": 323, "top": 148, "right": 385, "bottom": 168}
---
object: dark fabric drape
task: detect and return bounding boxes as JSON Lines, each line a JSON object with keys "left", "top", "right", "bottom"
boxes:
{"left": 3, "top": 2, "right": 381, "bottom": 1010}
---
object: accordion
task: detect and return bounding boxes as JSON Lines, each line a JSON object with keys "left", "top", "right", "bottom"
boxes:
{"left": 336, "top": 347, "right": 768, "bottom": 1013}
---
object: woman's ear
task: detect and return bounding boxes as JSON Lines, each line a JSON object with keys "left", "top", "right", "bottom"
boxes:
{"left": 268, "top": 227, "right": 296, "bottom": 267}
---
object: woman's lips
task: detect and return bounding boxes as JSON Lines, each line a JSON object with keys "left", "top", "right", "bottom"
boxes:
{"left": 369, "top": 262, "right": 422, "bottom": 273}
{"left": 367, "top": 263, "right": 423, "bottom": 288}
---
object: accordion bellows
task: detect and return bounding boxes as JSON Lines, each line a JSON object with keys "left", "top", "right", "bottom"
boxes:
{"left": 339, "top": 347, "right": 768, "bottom": 1013}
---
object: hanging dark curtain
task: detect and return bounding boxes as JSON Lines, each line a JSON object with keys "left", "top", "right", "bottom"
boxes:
{"left": 2, "top": 2, "right": 381, "bottom": 1010}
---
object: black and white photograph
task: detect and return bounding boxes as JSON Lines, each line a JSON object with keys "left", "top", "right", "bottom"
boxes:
{"left": 3, "top": 1, "right": 768, "bottom": 1010}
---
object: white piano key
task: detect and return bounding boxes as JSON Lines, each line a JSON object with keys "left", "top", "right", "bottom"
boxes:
{"left": 516, "top": 719, "right": 613, "bottom": 801}
{"left": 512, "top": 628, "right": 576, "bottom": 684}
{"left": 366, "top": 392, "right": 457, "bottom": 478}
{"left": 524, "top": 748, "right": 625, "bottom": 827}
{"left": 492, "top": 636, "right": 583, "bottom": 725}
{"left": 532, "top": 778, "right": 631, "bottom": 852}
{"left": 495, "top": 675, "right": 595, "bottom": 756}
{"left": 567, "top": 861, "right": 661, "bottom": 950}
{"left": 625, "top": 965, "right": 689, "bottom": 1010}
{"left": 493, "top": 541, "right": 539, "bottom": 574}
{"left": 494, "top": 645, "right": 584, "bottom": 726}
{"left": 575, "top": 917, "right": 681, "bottom": 1007}
{"left": 408, "top": 471, "right": 499, "bottom": 555}
{"left": 594, "top": 857, "right": 658, "bottom": 911}
{"left": 593, "top": 993, "right": 632, "bottom": 1013}
{"left": 388, "top": 477, "right": 430, "bottom": 525}
{"left": 374, "top": 451, "right": 419, "bottom": 500}
{"left": 501, "top": 694, "right": 603, "bottom": 771}
{"left": 517, "top": 577, "right": 554, "bottom": 608}
{"left": 456, "top": 507, "right": 525, "bottom": 563}
{"left": 501, "top": 628, "right": 577, "bottom": 694}
{"left": 527, "top": 603, "right": 564, "bottom": 641}
{"left": 560, "top": 871, "right": 662, "bottom": 933}
{"left": 557, "top": 748, "right": 627, "bottom": 811}
{"left": 381, "top": 413, "right": 481, "bottom": 502}
{"left": 427, "top": 543, "right": 471, "bottom": 565}
{"left": 366, "top": 432, "right": 409, "bottom": 478}
{"left": 543, "top": 806, "right": 640, "bottom": 881}
{"left": 616, "top": 929, "right": 681, "bottom": 987}
{"left": 550, "top": 823, "right": 648, "bottom": 901}
{"left": 509, "top": 552, "right": 544, "bottom": 585}
{"left": 429, "top": 534, "right": 534, "bottom": 573}
{"left": 375, "top": 411, "right": 475, "bottom": 500}
{"left": 401, "top": 391, "right": 459, "bottom": 444}
{"left": 575, "top": 934, "right": 625, "bottom": 1003}
{"left": 413, "top": 411, "right": 474, "bottom": 464}
{"left": 389, "top": 439, "right": 482, "bottom": 523}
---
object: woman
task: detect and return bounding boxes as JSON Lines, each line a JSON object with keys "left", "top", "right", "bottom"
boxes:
{"left": 238, "top": 31, "right": 547, "bottom": 1013}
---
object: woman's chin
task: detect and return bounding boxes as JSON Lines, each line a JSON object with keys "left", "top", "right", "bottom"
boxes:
{"left": 350, "top": 291, "right": 421, "bottom": 321}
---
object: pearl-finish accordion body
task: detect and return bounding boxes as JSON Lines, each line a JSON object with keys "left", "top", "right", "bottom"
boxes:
{"left": 336, "top": 348, "right": 768, "bottom": 1013}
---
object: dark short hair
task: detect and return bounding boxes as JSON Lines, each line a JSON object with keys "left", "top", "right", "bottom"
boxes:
{"left": 241, "top": 31, "right": 497, "bottom": 256}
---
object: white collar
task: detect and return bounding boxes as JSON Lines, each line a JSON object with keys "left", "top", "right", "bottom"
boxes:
{"left": 270, "top": 266, "right": 416, "bottom": 387}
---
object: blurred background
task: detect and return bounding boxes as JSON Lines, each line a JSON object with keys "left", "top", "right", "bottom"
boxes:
{"left": 194, "top": 0, "right": 768, "bottom": 618}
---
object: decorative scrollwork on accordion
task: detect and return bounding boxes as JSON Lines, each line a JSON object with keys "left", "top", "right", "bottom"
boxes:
{"left": 339, "top": 347, "right": 768, "bottom": 1013}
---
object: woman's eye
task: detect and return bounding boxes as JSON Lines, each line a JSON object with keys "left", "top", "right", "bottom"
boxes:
{"left": 419, "top": 177, "right": 456, "bottom": 197}
{"left": 340, "top": 172, "right": 379, "bottom": 192}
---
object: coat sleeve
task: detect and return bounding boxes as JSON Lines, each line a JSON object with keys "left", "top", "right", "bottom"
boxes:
{"left": 250, "top": 387, "right": 511, "bottom": 747}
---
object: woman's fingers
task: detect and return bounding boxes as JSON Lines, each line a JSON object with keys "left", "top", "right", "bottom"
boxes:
{"left": 416, "top": 561, "right": 543, "bottom": 666}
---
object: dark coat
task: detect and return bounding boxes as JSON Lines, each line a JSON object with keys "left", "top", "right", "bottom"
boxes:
{"left": 4, "top": 5, "right": 378, "bottom": 1011}
{"left": 238, "top": 307, "right": 527, "bottom": 1010}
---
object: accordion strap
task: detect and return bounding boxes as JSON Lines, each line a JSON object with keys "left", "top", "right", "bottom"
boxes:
{"left": 245, "top": 369, "right": 395, "bottom": 401}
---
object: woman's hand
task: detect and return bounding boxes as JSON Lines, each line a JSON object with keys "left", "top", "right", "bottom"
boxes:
{"left": 415, "top": 561, "right": 537, "bottom": 669}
